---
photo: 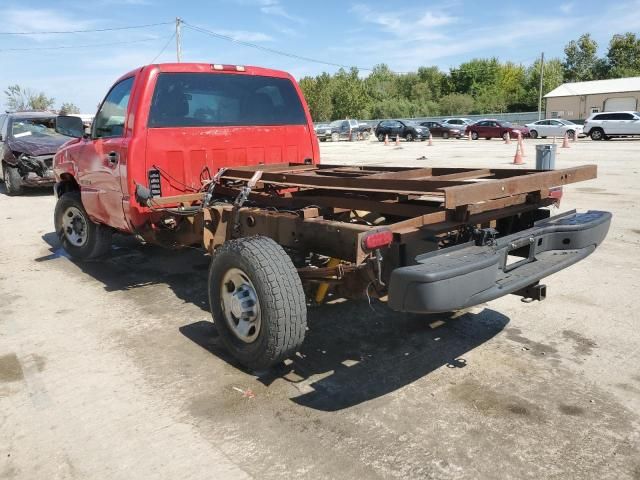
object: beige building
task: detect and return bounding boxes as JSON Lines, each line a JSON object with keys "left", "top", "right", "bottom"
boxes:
{"left": 544, "top": 76, "right": 640, "bottom": 121}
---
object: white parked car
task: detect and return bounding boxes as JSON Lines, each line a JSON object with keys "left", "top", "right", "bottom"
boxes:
{"left": 583, "top": 111, "right": 640, "bottom": 140}
{"left": 525, "top": 119, "right": 583, "bottom": 139}
{"left": 441, "top": 117, "right": 473, "bottom": 128}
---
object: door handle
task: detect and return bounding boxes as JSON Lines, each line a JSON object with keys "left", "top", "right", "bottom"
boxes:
{"left": 106, "top": 151, "right": 119, "bottom": 164}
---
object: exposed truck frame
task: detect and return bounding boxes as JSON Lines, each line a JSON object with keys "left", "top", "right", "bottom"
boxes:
{"left": 132, "top": 161, "right": 609, "bottom": 325}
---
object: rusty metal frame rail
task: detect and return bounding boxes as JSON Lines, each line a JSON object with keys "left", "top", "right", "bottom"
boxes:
{"left": 147, "top": 163, "right": 597, "bottom": 258}
{"left": 217, "top": 164, "right": 596, "bottom": 206}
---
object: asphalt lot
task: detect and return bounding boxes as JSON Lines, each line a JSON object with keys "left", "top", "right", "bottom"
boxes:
{"left": 1, "top": 136, "right": 639, "bottom": 479}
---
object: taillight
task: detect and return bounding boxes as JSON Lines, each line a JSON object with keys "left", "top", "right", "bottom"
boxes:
{"left": 549, "top": 186, "right": 563, "bottom": 206}
{"left": 362, "top": 229, "right": 393, "bottom": 251}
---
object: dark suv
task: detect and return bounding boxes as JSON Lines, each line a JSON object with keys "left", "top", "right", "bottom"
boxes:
{"left": 0, "top": 112, "right": 74, "bottom": 195}
{"left": 374, "top": 120, "right": 429, "bottom": 142}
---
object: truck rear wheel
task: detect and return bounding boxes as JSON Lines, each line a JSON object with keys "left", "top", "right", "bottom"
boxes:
{"left": 208, "top": 236, "right": 307, "bottom": 371}
{"left": 54, "top": 192, "right": 112, "bottom": 260}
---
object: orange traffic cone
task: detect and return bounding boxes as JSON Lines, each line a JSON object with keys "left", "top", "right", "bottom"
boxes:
{"left": 384, "top": 134, "right": 389, "bottom": 146}
{"left": 504, "top": 132, "right": 511, "bottom": 144}
{"left": 518, "top": 132, "right": 526, "bottom": 156}
{"left": 428, "top": 133, "right": 433, "bottom": 146}
{"left": 513, "top": 142, "right": 524, "bottom": 165}
{"left": 561, "top": 132, "right": 570, "bottom": 148}
{"left": 395, "top": 135, "right": 400, "bottom": 146}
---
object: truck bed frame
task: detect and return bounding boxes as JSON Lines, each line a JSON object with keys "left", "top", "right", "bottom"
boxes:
{"left": 145, "top": 162, "right": 596, "bottom": 265}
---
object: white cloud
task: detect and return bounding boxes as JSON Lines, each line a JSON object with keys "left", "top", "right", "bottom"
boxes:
{"left": 233, "top": 0, "right": 306, "bottom": 23}
{"left": 3, "top": 8, "right": 94, "bottom": 40}
{"left": 339, "top": 8, "right": 575, "bottom": 71}
{"left": 215, "top": 29, "right": 274, "bottom": 42}
{"left": 350, "top": 4, "right": 455, "bottom": 41}
{"left": 559, "top": 3, "right": 575, "bottom": 14}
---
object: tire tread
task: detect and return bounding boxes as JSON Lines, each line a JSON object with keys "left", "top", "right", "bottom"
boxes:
{"left": 209, "top": 236, "right": 306, "bottom": 370}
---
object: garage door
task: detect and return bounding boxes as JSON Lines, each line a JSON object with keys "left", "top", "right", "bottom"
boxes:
{"left": 604, "top": 97, "right": 638, "bottom": 111}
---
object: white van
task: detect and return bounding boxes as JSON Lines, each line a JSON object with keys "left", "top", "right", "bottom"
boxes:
{"left": 583, "top": 111, "right": 640, "bottom": 140}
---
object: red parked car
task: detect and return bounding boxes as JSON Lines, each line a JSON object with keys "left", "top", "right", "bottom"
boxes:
{"left": 465, "top": 120, "right": 529, "bottom": 140}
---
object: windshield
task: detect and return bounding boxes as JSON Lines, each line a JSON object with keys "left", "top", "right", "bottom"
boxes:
{"left": 149, "top": 72, "right": 307, "bottom": 127}
{"left": 10, "top": 117, "right": 64, "bottom": 139}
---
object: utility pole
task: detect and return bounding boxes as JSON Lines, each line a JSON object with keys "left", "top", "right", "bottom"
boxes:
{"left": 537, "top": 52, "right": 545, "bottom": 120}
{"left": 175, "top": 17, "right": 182, "bottom": 63}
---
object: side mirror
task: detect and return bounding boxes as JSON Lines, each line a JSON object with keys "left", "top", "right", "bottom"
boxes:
{"left": 55, "top": 115, "right": 85, "bottom": 138}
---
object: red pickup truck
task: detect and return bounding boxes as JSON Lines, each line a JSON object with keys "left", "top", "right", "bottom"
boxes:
{"left": 53, "top": 63, "right": 610, "bottom": 370}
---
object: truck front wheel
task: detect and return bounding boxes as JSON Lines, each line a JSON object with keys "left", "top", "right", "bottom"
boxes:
{"left": 54, "top": 192, "right": 112, "bottom": 260}
{"left": 208, "top": 236, "right": 307, "bottom": 371}
{"left": 3, "top": 164, "right": 24, "bottom": 196}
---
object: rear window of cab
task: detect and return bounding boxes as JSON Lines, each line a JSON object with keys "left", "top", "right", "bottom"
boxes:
{"left": 148, "top": 72, "right": 307, "bottom": 127}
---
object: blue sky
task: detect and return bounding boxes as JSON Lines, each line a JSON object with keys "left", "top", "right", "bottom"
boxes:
{"left": 1, "top": 0, "right": 639, "bottom": 112}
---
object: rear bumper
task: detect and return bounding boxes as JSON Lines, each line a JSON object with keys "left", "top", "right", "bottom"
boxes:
{"left": 387, "top": 210, "right": 611, "bottom": 313}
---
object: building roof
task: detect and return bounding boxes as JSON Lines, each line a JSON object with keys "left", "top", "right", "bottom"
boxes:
{"left": 544, "top": 76, "right": 640, "bottom": 98}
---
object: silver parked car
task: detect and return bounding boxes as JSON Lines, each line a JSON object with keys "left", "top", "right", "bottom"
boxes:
{"left": 441, "top": 117, "right": 473, "bottom": 128}
{"left": 525, "top": 119, "right": 584, "bottom": 139}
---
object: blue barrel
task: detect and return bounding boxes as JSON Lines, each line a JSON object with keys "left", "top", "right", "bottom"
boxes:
{"left": 535, "top": 144, "right": 557, "bottom": 170}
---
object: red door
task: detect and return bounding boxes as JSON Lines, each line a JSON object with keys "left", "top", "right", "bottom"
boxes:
{"left": 77, "top": 77, "right": 135, "bottom": 231}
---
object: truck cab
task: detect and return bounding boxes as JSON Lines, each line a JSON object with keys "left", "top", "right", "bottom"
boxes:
{"left": 54, "top": 63, "right": 319, "bottom": 235}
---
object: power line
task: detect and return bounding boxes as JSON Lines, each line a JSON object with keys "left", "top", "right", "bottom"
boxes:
{"left": 151, "top": 31, "right": 176, "bottom": 63}
{"left": 0, "top": 21, "right": 173, "bottom": 35}
{"left": 183, "top": 22, "right": 408, "bottom": 74}
{"left": 0, "top": 36, "right": 173, "bottom": 52}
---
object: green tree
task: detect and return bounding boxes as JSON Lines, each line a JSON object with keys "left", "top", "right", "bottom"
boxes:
{"left": 4, "top": 84, "right": 55, "bottom": 112}
{"left": 563, "top": 33, "right": 599, "bottom": 81}
{"left": 450, "top": 58, "right": 501, "bottom": 96}
{"left": 59, "top": 102, "right": 81, "bottom": 115}
{"left": 524, "top": 58, "right": 565, "bottom": 109}
{"left": 606, "top": 32, "right": 640, "bottom": 78}
{"left": 498, "top": 62, "right": 527, "bottom": 110}
{"left": 331, "top": 67, "right": 369, "bottom": 119}
{"left": 364, "top": 64, "right": 397, "bottom": 102}
{"left": 439, "top": 93, "right": 474, "bottom": 115}
{"left": 299, "top": 74, "right": 334, "bottom": 121}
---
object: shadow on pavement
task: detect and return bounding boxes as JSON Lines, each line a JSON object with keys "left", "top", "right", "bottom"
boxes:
{"left": 0, "top": 182, "right": 54, "bottom": 197}
{"left": 39, "top": 231, "right": 509, "bottom": 411}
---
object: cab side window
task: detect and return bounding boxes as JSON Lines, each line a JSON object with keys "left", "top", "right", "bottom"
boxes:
{"left": 93, "top": 77, "right": 134, "bottom": 139}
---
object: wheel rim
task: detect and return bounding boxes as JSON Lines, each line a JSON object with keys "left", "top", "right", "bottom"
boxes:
{"left": 62, "top": 206, "right": 88, "bottom": 247}
{"left": 592, "top": 130, "right": 602, "bottom": 140}
{"left": 220, "top": 268, "right": 261, "bottom": 343}
{"left": 472, "top": 132, "right": 478, "bottom": 140}
{"left": 406, "top": 134, "right": 413, "bottom": 141}
{"left": 568, "top": 130, "right": 575, "bottom": 139}
{"left": 378, "top": 133, "right": 384, "bottom": 141}
{"left": 531, "top": 130, "right": 537, "bottom": 139}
